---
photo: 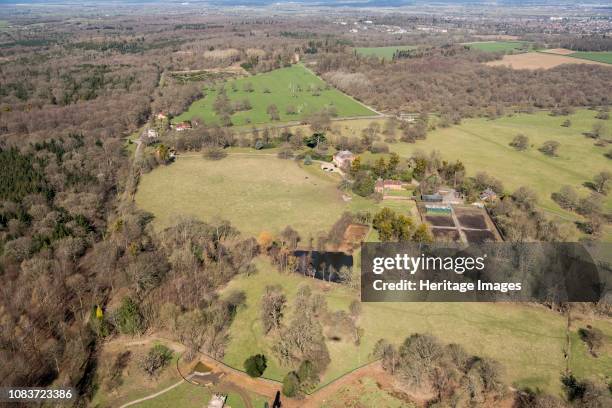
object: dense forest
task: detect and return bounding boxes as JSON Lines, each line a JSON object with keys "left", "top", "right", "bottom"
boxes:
{"left": 318, "top": 51, "right": 612, "bottom": 121}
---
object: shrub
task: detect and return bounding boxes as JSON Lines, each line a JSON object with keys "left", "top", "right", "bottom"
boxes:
{"left": 140, "top": 345, "right": 173, "bottom": 377}
{"left": 296, "top": 360, "right": 319, "bottom": 392}
{"left": 539, "top": 140, "right": 560, "bottom": 156}
{"left": 370, "top": 141, "right": 389, "bottom": 153}
{"left": 352, "top": 172, "right": 375, "bottom": 197}
{"left": 115, "top": 297, "right": 144, "bottom": 335}
{"left": 244, "top": 354, "right": 267, "bottom": 377}
{"left": 277, "top": 148, "right": 294, "bottom": 159}
{"left": 282, "top": 371, "right": 300, "bottom": 397}
{"left": 202, "top": 147, "right": 227, "bottom": 160}
{"left": 578, "top": 326, "right": 604, "bottom": 356}
{"left": 551, "top": 185, "right": 579, "bottom": 211}
{"left": 509, "top": 134, "right": 529, "bottom": 151}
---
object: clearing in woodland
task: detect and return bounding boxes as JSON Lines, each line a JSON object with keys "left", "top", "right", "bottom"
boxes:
{"left": 172, "top": 64, "right": 375, "bottom": 126}
{"left": 486, "top": 52, "right": 611, "bottom": 69}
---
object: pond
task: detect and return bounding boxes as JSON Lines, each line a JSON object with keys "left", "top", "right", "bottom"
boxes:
{"left": 293, "top": 250, "right": 353, "bottom": 283}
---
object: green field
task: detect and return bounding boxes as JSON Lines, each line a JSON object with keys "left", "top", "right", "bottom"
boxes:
{"left": 222, "top": 258, "right": 611, "bottom": 395}
{"left": 135, "top": 152, "right": 420, "bottom": 238}
{"left": 569, "top": 51, "right": 612, "bottom": 65}
{"left": 172, "top": 64, "right": 375, "bottom": 126}
{"left": 136, "top": 154, "right": 352, "bottom": 238}
{"left": 387, "top": 109, "right": 612, "bottom": 220}
{"left": 354, "top": 45, "right": 417, "bottom": 59}
{"left": 465, "top": 41, "right": 532, "bottom": 53}
{"left": 133, "top": 383, "right": 268, "bottom": 408}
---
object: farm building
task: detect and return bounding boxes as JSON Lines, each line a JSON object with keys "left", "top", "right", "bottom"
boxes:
{"left": 143, "top": 128, "right": 158, "bottom": 144}
{"left": 438, "top": 188, "right": 463, "bottom": 204}
{"left": 398, "top": 113, "right": 418, "bottom": 123}
{"left": 425, "top": 204, "right": 452, "bottom": 214}
{"left": 480, "top": 188, "right": 498, "bottom": 202}
{"left": 422, "top": 193, "right": 443, "bottom": 202}
{"left": 333, "top": 150, "right": 355, "bottom": 169}
{"left": 375, "top": 178, "right": 408, "bottom": 193}
{"left": 174, "top": 122, "right": 192, "bottom": 132}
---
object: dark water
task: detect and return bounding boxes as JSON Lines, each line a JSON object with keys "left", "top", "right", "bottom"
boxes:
{"left": 293, "top": 250, "right": 353, "bottom": 283}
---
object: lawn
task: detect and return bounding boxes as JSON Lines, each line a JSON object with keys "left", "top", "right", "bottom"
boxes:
{"left": 133, "top": 383, "right": 268, "bottom": 408}
{"left": 465, "top": 41, "right": 532, "bottom": 53}
{"left": 172, "top": 64, "right": 375, "bottom": 126}
{"left": 133, "top": 383, "right": 211, "bottom": 408}
{"left": 136, "top": 154, "right": 376, "bottom": 238}
{"left": 221, "top": 258, "right": 612, "bottom": 396}
{"left": 354, "top": 45, "right": 417, "bottom": 59}
{"left": 569, "top": 51, "right": 612, "bottom": 65}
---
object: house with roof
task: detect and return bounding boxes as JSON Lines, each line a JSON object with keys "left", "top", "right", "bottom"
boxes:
{"left": 480, "top": 188, "right": 498, "bottom": 202}
{"left": 156, "top": 112, "right": 168, "bottom": 120}
{"left": 333, "top": 150, "right": 355, "bottom": 169}
{"left": 375, "top": 179, "right": 409, "bottom": 194}
{"left": 173, "top": 121, "right": 192, "bottom": 132}
{"left": 421, "top": 188, "right": 463, "bottom": 204}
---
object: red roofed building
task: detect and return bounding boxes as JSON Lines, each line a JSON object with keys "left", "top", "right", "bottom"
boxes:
{"left": 375, "top": 179, "right": 408, "bottom": 194}
{"left": 174, "top": 122, "right": 192, "bottom": 132}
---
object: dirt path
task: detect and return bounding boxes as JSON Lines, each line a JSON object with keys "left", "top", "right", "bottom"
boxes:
{"left": 118, "top": 375, "right": 193, "bottom": 408}
{"left": 298, "top": 361, "right": 385, "bottom": 408}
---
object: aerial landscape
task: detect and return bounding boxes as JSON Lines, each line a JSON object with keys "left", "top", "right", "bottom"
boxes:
{"left": 0, "top": 0, "right": 611, "bottom": 407}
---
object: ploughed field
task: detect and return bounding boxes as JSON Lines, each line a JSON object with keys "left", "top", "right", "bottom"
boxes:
{"left": 172, "top": 64, "right": 376, "bottom": 127}
{"left": 486, "top": 51, "right": 612, "bottom": 69}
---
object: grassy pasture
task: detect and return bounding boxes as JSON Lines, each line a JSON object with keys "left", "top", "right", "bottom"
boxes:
{"left": 221, "top": 258, "right": 612, "bottom": 395}
{"left": 354, "top": 45, "right": 417, "bottom": 59}
{"left": 172, "top": 64, "right": 375, "bottom": 126}
{"left": 569, "top": 51, "right": 612, "bottom": 65}
{"left": 386, "top": 109, "right": 612, "bottom": 219}
{"left": 280, "top": 111, "right": 612, "bottom": 240}
{"left": 465, "top": 41, "right": 532, "bottom": 53}
{"left": 280, "top": 110, "right": 610, "bottom": 232}
{"left": 135, "top": 155, "right": 347, "bottom": 238}
{"left": 135, "top": 153, "right": 420, "bottom": 238}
